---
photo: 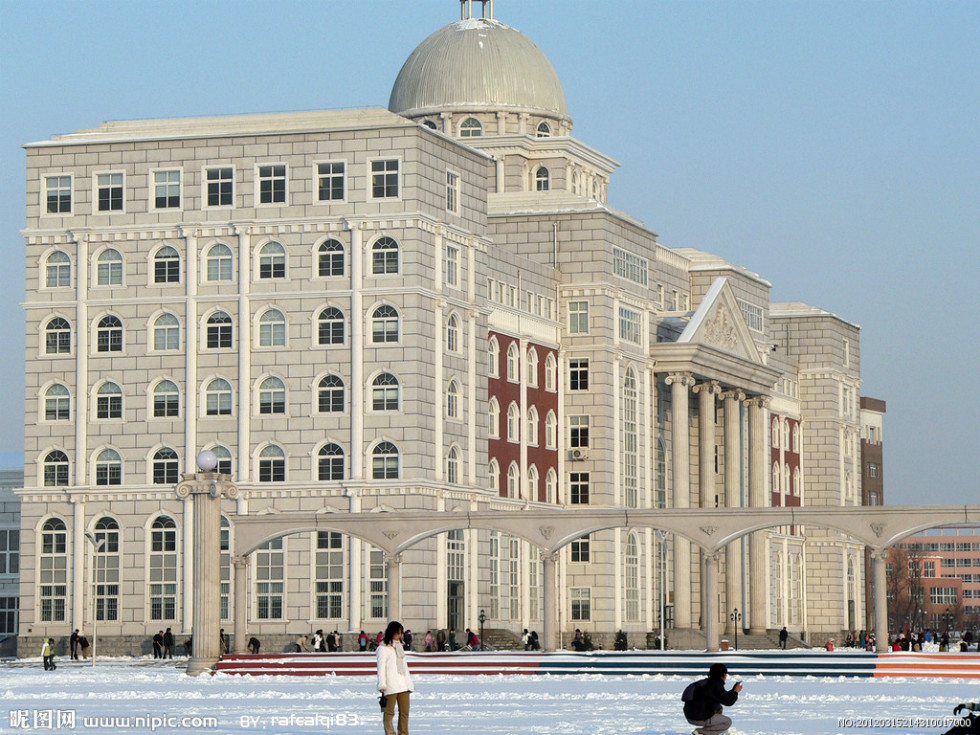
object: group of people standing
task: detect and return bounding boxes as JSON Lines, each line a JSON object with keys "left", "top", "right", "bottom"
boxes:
{"left": 151, "top": 628, "right": 176, "bottom": 658}
{"left": 68, "top": 629, "right": 90, "bottom": 660}
{"left": 297, "top": 629, "right": 343, "bottom": 652}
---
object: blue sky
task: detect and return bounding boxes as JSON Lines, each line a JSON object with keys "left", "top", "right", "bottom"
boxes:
{"left": 0, "top": 0, "right": 976, "bottom": 505}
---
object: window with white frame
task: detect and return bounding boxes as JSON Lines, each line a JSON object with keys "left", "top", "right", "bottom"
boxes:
{"left": 507, "top": 463, "right": 519, "bottom": 498}
{"left": 372, "top": 305, "right": 399, "bottom": 343}
{"left": 93, "top": 517, "right": 120, "bottom": 621}
{"left": 446, "top": 171, "right": 460, "bottom": 214}
{"left": 258, "top": 377, "right": 285, "bottom": 414}
{"left": 931, "top": 587, "right": 958, "bottom": 605}
{"left": 316, "top": 532, "right": 344, "bottom": 618}
{"left": 527, "top": 465, "right": 539, "bottom": 500}
{"left": 96, "top": 173, "right": 124, "bottom": 211}
{"left": 507, "top": 403, "right": 520, "bottom": 442}
{"left": 613, "top": 247, "right": 648, "bottom": 286}
{"left": 446, "top": 379, "right": 459, "bottom": 419}
{"left": 569, "top": 358, "right": 588, "bottom": 390}
{"left": 45, "top": 175, "right": 71, "bottom": 214}
{"left": 488, "top": 460, "right": 499, "bottom": 493}
{"left": 317, "top": 374, "right": 344, "bottom": 413}
{"left": 545, "top": 353, "right": 557, "bottom": 391}
{"left": 317, "top": 161, "right": 346, "bottom": 202}
{"left": 43, "top": 450, "right": 69, "bottom": 486}
{"left": 459, "top": 117, "right": 483, "bottom": 137}
{"left": 623, "top": 368, "right": 638, "bottom": 507}
{"left": 370, "top": 159, "right": 400, "bottom": 198}
{"left": 507, "top": 343, "right": 519, "bottom": 381}
{"left": 258, "top": 445, "right": 286, "bottom": 482}
{"left": 44, "top": 384, "right": 70, "bottom": 421}
{"left": 45, "top": 317, "right": 71, "bottom": 354}
{"left": 489, "top": 532, "right": 500, "bottom": 618}
{"left": 568, "top": 301, "right": 589, "bottom": 334}
{"left": 317, "top": 307, "right": 345, "bottom": 345}
{"left": 570, "top": 535, "right": 590, "bottom": 563}
{"left": 153, "top": 313, "right": 180, "bottom": 351}
{"left": 570, "top": 587, "right": 591, "bottom": 620}
{"left": 546, "top": 469, "right": 557, "bottom": 504}
{"left": 447, "top": 446, "right": 459, "bottom": 484}
{"left": 153, "top": 380, "right": 180, "bottom": 418}
{"left": 536, "top": 121, "right": 551, "bottom": 137}
{"left": 569, "top": 415, "right": 590, "bottom": 448}
{"left": 206, "top": 167, "right": 233, "bottom": 207}
{"left": 206, "top": 243, "right": 234, "bottom": 281}
{"left": 255, "top": 538, "right": 284, "bottom": 619}
{"left": 318, "top": 239, "right": 345, "bottom": 277}
{"left": 369, "top": 547, "right": 387, "bottom": 618}
{"left": 738, "top": 299, "right": 765, "bottom": 333}
{"left": 149, "top": 516, "right": 177, "bottom": 620}
{"left": 95, "top": 449, "right": 122, "bottom": 486}
{"left": 152, "top": 447, "right": 180, "bottom": 484}
{"left": 220, "top": 517, "right": 231, "bottom": 619}
{"left": 205, "top": 378, "right": 233, "bottom": 416}
{"left": 154, "top": 246, "right": 180, "bottom": 284}
{"left": 0, "top": 527, "right": 17, "bottom": 575}
{"left": 258, "top": 242, "right": 286, "bottom": 279}
{"left": 372, "top": 442, "right": 399, "bottom": 480}
{"left": 570, "top": 472, "right": 590, "bottom": 504}
{"left": 212, "top": 446, "right": 233, "bottom": 475}
{"left": 372, "top": 373, "right": 400, "bottom": 411}
{"left": 206, "top": 312, "right": 233, "bottom": 348}
{"left": 446, "top": 313, "right": 460, "bottom": 352}
{"left": 46, "top": 251, "right": 71, "bottom": 288}
{"left": 526, "top": 348, "right": 538, "bottom": 386}
{"left": 39, "top": 518, "right": 68, "bottom": 621}
{"left": 258, "top": 164, "right": 286, "bottom": 204}
{"left": 535, "top": 167, "right": 550, "bottom": 191}
{"left": 488, "top": 398, "right": 500, "bottom": 439}
{"left": 545, "top": 411, "right": 557, "bottom": 450}
{"left": 318, "top": 443, "right": 345, "bottom": 481}
{"left": 445, "top": 243, "right": 459, "bottom": 286}
{"left": 619, "top": 306, "right": 642, "bottom": 344}
{"left": 509, "top": 538, "right": 520, "bottom": 620}
{"left": 372, "top": 237, "right": 400, "bottom": 275}
{"left": 527, "top": 406, "right": 539, "bottom": 446}
{"left": 258, "top": 309, "right": 287, "bottom": 347}
{"left": 97, "top": 249, "right": 123, "bottom": 286}
{"left": 153, "top": 170, "right": 181, "bottom": 209}
{"left": 488, "top": 338, "right": 500, "bottom": 378}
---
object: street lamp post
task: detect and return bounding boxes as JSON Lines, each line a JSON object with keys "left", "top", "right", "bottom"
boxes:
{"left": 730, "top": 608, "right": 742, "bottom": 651}
{"left": 84, "top": 532, "right": 106, "bottom": 667}
{"left": 478, "top": 609, "right": 486, "bottom": 651}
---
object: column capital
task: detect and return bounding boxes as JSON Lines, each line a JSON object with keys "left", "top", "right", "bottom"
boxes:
{"left": 744, "top": 395, "right": 771, "bottom": 409}
{"left": 871, "top": 548, "right": 889, "bottom": 562}
{"left": 720, "top": 389, "right": 745, "bottom": 403}
{"left": 693, "top": 380, "right": 721, "bottom": 396}
{"left": 232, "top": 555, "right": 248, "bottom": 569}
{"left": 665, "top": 372, "right": 695, "bottom": 388}
{"left": 542, "top": 551, "right": 560, "bottom": 564}
{"left": 175, "top": 472, "right": 239, "bottom": 500}
{"left": 386, "top": 552, "right": 404, "bottom": 566}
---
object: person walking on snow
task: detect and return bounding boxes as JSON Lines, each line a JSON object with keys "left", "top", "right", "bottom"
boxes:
{"left": 377, "top": 620, "right": 414, "bottom": 735}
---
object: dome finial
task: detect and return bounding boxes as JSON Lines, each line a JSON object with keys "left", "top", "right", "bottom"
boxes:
{"left": 460, "top": 0, "right": 494, "bottom": 21}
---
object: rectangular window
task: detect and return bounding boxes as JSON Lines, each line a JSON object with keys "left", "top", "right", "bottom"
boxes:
{"left": 153, "top": 170, "right": 181, "bottom": 209}
{"left": 489, "top": 532, "right": 500, "bottom": 619}
{"left": 569, "top": 415, "right": 590, "bottom": 448}
{"left": 315, "top": 532, "right": 344, "bottom": 619}
{"left": 258, "top": 164, "right": 287, "bottom": 204}
{"left": 930, "top": 587, "right": 958, "bottom": 605}
{"left": 45, "top": 176, "right": 72, "bottom": 214}
{"left": 570, "top": 587, "right": 591, "bottom": 621}
{"left": 96, "top": 173, "right": 123, "bottom": 212}
{"left": 0, "top": 596, "right": 17, "bottom": 635}
{"left": 619, "top": 306, "right": 642, "bottom": 344}
{"left": 569, "top": 358, "right": 589, "bottom": 390}
{"left": 509, "top": 538, "right": 520, "bottom": 620}
{"left": 369, "top": 547, "right": 387, "bottom": 618}
{"left": 0, "top": 530, "right": 19, "bottom": 575}
{"left": 445, "top": 244, "right": 459, "bottom": 287}
{"left": 568, "top": 301, "right": 589, "bottom": 334}
{"left": 206, "top": 167, "right": 234, "bottom": 207}
{"left": 446, "top": 170, "right": 460, "bottom": 213}
{"left": 317, "top": 161, "right": 346, "bottom": 201}
{"left": 843, "top": 338, "right": 851, "bottom": 367}
{"left": 612, "top": 247, "right": 648, "bottom": 286}
{"left": 570, "top": 535, "right": 590, "bottom": 563}
{"left": 570, "top": 472, "right": 590, "bottom": 504}
{"left": 924, "top": 560, "right": 936, "bottom": 578}
{"left": 255, "top": 538, "right": 284, "bottom": 619}
{"left": 371, "top": 159, "right": 399, "bottom": 198}
{"left": 738, "top": 299, "right": 765, "bottom": 333}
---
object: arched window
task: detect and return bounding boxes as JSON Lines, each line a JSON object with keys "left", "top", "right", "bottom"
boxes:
{"left": 624, "top": 533, "right": 640, "bottom": 622}
{"left": 258, "top": 242, "right": 286, "bottom": 279}
{"left": 318, "top": 239, "right": 345, "bottom": 277}
{"left": 371, "top": 237, "right": 399, "bottom": 275}
{"left": 423, "top": 119, "right": 438, "bottom": 130}
{"left": 546, "top": 469, "right": 557, "bottom": 504}
{"left": 317, "top": 307, "right": 345, "bottom": 345}
{"left": 372, "top": 441, "right": 399, "bottom": 480}
{"left": 772, "top": 418, "right": 780, "bottom": 447}
{"left": 96, "top": 248, "right": 123, "bottom": 286}
{"left": 447, "top": 313, "right": 460, "bottom": 353}
{"left": 488, "top": 337, "right": 499, "bottom": 378}
{"left": 318, "top": 443, "right": 345, "bottom": 481}
{"left": 206, "top": 311, "right": 233, "bottom": 349}
{"left": 527, "top": 465, "right": 539, "bottom": 500}
{"left": 447, "top": 446, "right": 459, "bottom": 484}
{"left": 488, "top": 398, "right": 500, "bottom": 439}
{"left": 535, "top": 167, "right": 550, "bottom": 192}
{"left": 46, "top": 251, "right": 72, "bottom": 288}
{"left": 545, "top": 410, "right": 557, "bottom": 450}
{"left": 152, "top": 447, "right": 179, "bottom": 485}
{"left": 507, "top": 463, "right": 520, "bottom": 498}
{"left": 526, "top": 347, "right": 538, "bottom": 386}
{"left": 536, "top": 121, "right": 552, "bottom": 138}
{"left": 206, "top": 243, "right": 233, "bottom": 281}
{"left": 44, "top": 384, "right": 70, "bottom": 421}
{"left": 372, "top": 305, "right": 399, "bottom": 343}
{"left": 258, "top": 445, "right": 286, "bottom": 482}
{"left": 544, "top": 353, "right": 557, "bottom": 391}
{"left": 372, "top": 373, "right": 400, "bottom": 411}
{"left": 782, "top": 464, "right": 791, "bottom": 495}
{"left": 488, "top": 459, "right": 499, "bottom": 493}
{"left": 783, "top": 421, "right": 791, "bottom": 450}
{"left": 43, "top": 450, "right": 69, "bottom": 486}
{"left": 507, "top": 403, "right": 520, "bottom": 442}
{"left": 527, "top": 406, "right": 539, "bottom": 446}
{"left": 507, "top": 343, "right": 519, "bottom": 381}
{"left": 793, "top": 467, "right": 801, "bottom": 496}
{"left": 39, "top": 518, "right": 68, "bottom": 621}
{"left": 153, "top": 313, "right": 180, "bottom": 351}
{"left": 152, "top": 380, "right": 180, "bottom": 417}
{"left": 45, "top": 317, "right": 72, "bottom": 354}
{"left": 446, "top": 379, "right": 459, "bottom": 419}
{"left": 154, "top": 246, "right": 180, "bottom": 284}
{"left": 211, "top": 445, "right": 233, "bottom": 475}
{"left": 149, "top": 516, "right": 177, "bottom": 620}
{"left": 792, "top": 424, "right": 801, "bottom": 453}
{"left": 459, "top": 117, "right": 483, "bottom": 137}
{"left": 772, "top": 462, "right": 780, "bottom": 494}
{"left": 93, "top": 517, "right": 120, "bottom": 621}
{"left": 259, "top": 308, "right": 286, "bottom": 347}
{"left": 97, "top": 382, "right": 122, "bottom": 419}
{"left": 95, "top": 449, "right": 122, "bottom": 486}
{"left": 96, "top": 315, "right": 123, "bottom": 353}
{"left": 259, "top": 377, "right": 286, "bottom": 414}
{"left": 205, "top": 378, "right": 233, "bottom": 416}
{"left": 317, "top": 374, "right": 345, "bottom": 413}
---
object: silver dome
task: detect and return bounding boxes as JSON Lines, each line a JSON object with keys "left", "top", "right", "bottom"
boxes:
{"left": 389, "top": 18, "right": 568, "bottom": 119}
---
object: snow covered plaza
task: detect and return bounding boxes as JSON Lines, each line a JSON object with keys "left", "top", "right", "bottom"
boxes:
{"left": 2, "top": 657, "right": 976, "bottom": 735}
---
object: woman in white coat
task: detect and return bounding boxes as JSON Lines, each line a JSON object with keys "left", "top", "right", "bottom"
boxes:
{"left": 376, "top": 620, "right": 414, "bottom": 735}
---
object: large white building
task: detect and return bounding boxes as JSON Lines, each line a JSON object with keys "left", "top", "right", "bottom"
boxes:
{"left": 17, "top": 3, "right": 873, "bottom": 653}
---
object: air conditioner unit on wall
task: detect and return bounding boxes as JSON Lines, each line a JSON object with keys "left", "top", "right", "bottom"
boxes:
{"left": 568, "top": 448, "right": 589, "bottom": 461}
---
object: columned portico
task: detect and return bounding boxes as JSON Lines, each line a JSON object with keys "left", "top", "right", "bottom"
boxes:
{"left": 665, "top": 372, "right": 695, "bottom": 629}
{"left": 747, "top": 396, "right": 771, "bottom": 634}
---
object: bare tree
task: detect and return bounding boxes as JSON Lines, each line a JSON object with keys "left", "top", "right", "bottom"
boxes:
{"left": 887, "top": 546, "right": 925, "bottom": 633}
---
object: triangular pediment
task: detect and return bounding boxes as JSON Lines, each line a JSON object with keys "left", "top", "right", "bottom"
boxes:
{"left": 677, "top": 278, "right": 763, "bottom": 363}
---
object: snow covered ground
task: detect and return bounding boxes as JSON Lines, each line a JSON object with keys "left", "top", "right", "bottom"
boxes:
{"left": 1, "top": 658, "right": 975, "bottom": 735}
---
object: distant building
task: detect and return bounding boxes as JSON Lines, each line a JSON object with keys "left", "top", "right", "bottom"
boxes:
{"left": 860, "top": 397, "right": 885, "bottom": 631}
{"left": 0, "top": 469, "right": 23, "bottom": 656}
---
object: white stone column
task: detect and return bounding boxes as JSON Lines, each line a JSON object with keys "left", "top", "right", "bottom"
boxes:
{"left": 183, "top": 229, "right": 199, "bottom": 473}
{"left": 233, "top": 556, "right": 248, "bottom": 653}
{"left": 182, "top": 499, "right": 194, "bottom": 631}
{"left": 386, "top": 553, "right": 402, "bottom": 621}
{"left": 542, "top": 551, "right": 558, "bottom": 651}
{"left": 236, "top": 227, "right": 252, "bottom": 482}
{"left": 703, "top": 551, "right": 720, "bottom": 651}
{"left": 347, "top": 221, "right": 365, "bottom": 479}
{"left": 747, "top": 395, "right": 770, "bottom": 634}
{"left": 73, "top": 234, "right": 89, "bottom": 486}
{"left": 694, "top": 381, "right": 719, "bottom": 633}
{"left": 872, "top": 549, "right": 889, "bottom": 652}
{"left": 348, "top": 490, "right": 362, "bottom": 632}
{"left": 721, "top": 390, "right": 744, "bottom": 635}
{"left": 71, "top": 496, "right": 85, "bottom": 632}
{"left": 665, "top": 372, "right": 695, "bottom": 629}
